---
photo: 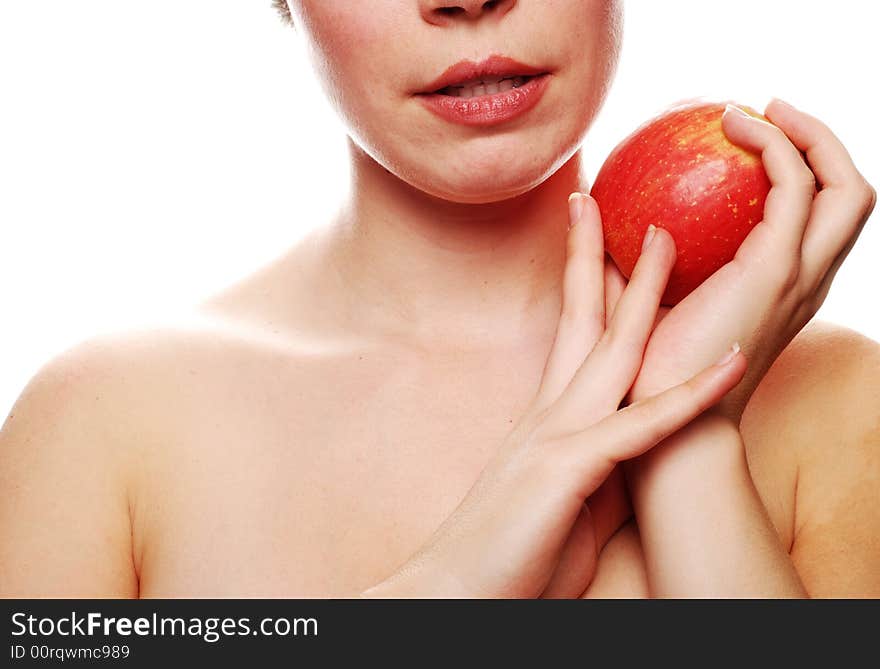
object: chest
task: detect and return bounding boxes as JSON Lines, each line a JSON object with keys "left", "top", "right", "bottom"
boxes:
{"left": 132, "top": 345, "right": 794, "bottom": 598}
{"left": 135, "top": 350, "right": 543, "bottom": 596}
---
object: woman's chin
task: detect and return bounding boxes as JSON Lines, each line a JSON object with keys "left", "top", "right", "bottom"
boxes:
{"left": 426, "top": 184, "right": 534, "bottom": 204}
{"left": 416, "top": 166, "right": 555, "bottom": 204}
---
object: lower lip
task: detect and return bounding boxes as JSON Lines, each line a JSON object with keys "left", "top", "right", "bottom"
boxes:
{"left": 415, "top": 74, "right": 551, "bottom": 127}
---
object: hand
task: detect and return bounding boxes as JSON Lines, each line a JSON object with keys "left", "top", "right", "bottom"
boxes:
{"left": 607, "top": 98, "right": 876, "bottom": 421}
{"left": 361, "top": 194, "right": 747, "bottom": 599}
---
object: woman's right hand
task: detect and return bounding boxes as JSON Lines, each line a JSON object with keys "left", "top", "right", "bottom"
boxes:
{"left": 361, "top": 193, "right": 748, "bottom": 599}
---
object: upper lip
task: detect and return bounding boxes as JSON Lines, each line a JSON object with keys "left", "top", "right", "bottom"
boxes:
{"left": 416, "top": 54, "right": 551, "bottom": 94}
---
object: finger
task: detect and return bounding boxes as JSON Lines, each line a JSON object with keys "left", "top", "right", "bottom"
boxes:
{"left": 534, "top": 193, "right": 606, "bottom": 410}
{"left": 555, "top": 343, "right": 747, "bottom": 492}
{"left": 541, "top": 503, "right": 597, "bottom": 599}
{"left": 603, "top": 256, "right": 626, "bottom": 322}
{"left": 809, "top": 204, "right": 871, "bottom": 308}
{"left": 542, "top": 466, "right": 631, "bottom": 599}
{"left": 586, "top": 465, "right": 632, "bottom": 551}
{"left": 801, "top": 182, "right": 877, "bottom": 285}
{"left": 547, "top": 226, "right": 676, "bottom": 430}
{"left": 605, "top": 258, "right": 670, "bottom": 336}
{"left": 802, "top": 178, "right": 876, "bottom": 283}
{"left": 721, "top": 104, "right": 815, "bottom": 260}
{"left": 601, "top": 226, "right": 675, "bottom": 369}
{"left": 763, "top": 98, "right": 865, "bottom": 191}
{"left": 763, "top": 99, "right": 878, "bottom": 283}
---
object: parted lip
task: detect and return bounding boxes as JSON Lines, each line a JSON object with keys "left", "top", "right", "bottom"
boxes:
{"left": 415, "top": 54, "right": 551, "bottom": 94}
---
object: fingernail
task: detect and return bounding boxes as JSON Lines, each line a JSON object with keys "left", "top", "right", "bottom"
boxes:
{"left": 568, "top": 192, "right": 585, "bottom": 229}
{"left": 715, "top": 341, "right": 741, "bottom": 366}
{"left": 640, "top": 224, "right": 657, "bottom": 254}
{"left": 723, "top": 103, "right": 752, "bottom": 120}
{"left": 771, "top": 96, "right": 796, "bottom": 111}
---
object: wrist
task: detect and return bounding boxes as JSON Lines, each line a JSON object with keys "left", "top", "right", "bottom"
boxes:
{"left": 624, "top": 411, "right": 747, "bottom": 492}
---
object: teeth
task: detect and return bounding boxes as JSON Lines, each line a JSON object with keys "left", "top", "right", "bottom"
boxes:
{"left": 466, "top": 75, "right": 508, "bottom": 87}
{"left": 443, "top": 76, "right": 530, "bottom": 98}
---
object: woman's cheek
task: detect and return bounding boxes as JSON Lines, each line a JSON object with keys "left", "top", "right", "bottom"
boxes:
{"left": 299, "top": 3, "right": 393, "bottom": 94}
{"left": 327, "top": 12, "right": 387, "bottom": 60}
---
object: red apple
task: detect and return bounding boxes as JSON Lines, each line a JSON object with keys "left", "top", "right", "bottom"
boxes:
{"left": 590, "top": 99, "right": 772, "bottom": 305}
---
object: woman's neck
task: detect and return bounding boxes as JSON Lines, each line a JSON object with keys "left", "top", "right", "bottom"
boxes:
{"left": 325, "top": 140, "right": 588, "bottom": 350}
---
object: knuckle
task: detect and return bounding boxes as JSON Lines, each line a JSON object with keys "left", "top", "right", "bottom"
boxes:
{"left": 781, "top": 264, "right": 802, "bottom": 295}
{"left": 555, "top": 310, "right": 578, "bottom": 341}
{"left": 680, "top": 375, "right": 704, "bottom": 406}
{"left": 766, "top": 123, "right": 795, "bottom": 151}
{"left": 606, "top": 340, "right": 643, "bottom": 380}
{"left": 660, "top": 378, "right": 702, "bottom": 417}
{"left": 683, "top": 372, "right": 718, "bottom": 415}
{"left": 630, "top": 248, "right": 662, "bottom": 283}
{"left": 628, "top": 401, "right": 669, "bottom": 448}
{"left": 523, "top": 411, "right": 559, "bottom": 450}
{"left": 604, "top": 323, "right": 644, "bottom": 361}
{"left": 861, "top": 179, "right": 877, "bottom": 218}
{"left": 587, "top": 309, "right": 606, "bottom": 335}
{"left": 559, "top": 308, "right": 604, "bottom": 340}
{"left": 527, "top": 441, "right": 570, "bottom": 482}
{"left": 503, "top": 411, "right": 546, "bottom": 456}
{"left": 632, "top": 265, "right": 666, "bottom": 304}
{"left": 791, "top": 166, "right": 817, "bottom": 194}
{"left": 766, "top": 257, "right": 801, "bottom": 294}
{"left": 762, "top": 121, "right": 784, "bottom": 142}
{"left": 583, "top": 449, "right": 616, "bottom": 482}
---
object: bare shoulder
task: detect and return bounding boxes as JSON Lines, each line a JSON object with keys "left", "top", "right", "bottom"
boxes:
{"left": 0, "top": 322, "right": 192, "bottom": 596}
{"left": 742, "top": 319, "right": 880, "bottom": 454}
{"left": 0, "top": 311, "right": 324, "bottom": 596}
{"left": 741, "top": 319, "right": 880, "bottom": 596}
{"left": 2, "top": 310, "right": 328, "bottom": 450}
{"left": 0, "top": 322, "right": 201, "bottom": 481}
{"left": 1, "top": 223, "right": 355, "bottom": 563}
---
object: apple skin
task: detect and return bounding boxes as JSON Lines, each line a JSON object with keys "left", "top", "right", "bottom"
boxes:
{"left": 590, "top": 99, "right": 772, "bottom": 305}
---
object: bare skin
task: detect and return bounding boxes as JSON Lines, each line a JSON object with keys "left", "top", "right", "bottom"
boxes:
{"left": 2, "top": 1, "right": 879, "bottom": 598}
{"left": 0, "top": 217, "right": 877, "bottom": 597}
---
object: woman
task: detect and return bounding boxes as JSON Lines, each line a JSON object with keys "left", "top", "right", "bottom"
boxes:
{"left": 0, "top": 0, "right": 877, "bottom": 598}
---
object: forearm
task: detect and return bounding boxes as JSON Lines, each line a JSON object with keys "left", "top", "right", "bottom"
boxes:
{"left": 625, "top": 412, "right": 806, "bottom": 598}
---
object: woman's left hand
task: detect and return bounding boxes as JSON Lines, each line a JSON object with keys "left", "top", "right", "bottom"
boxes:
{"left": 595, "top": 100, "right": 873, "bottom": 598}
{"left": 607, "top": 98, "right": 876, "bottom": 421}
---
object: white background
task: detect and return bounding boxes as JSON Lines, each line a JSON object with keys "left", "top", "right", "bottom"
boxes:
{"left": 1, "top": 1, "right": 878, "bottom": 418}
